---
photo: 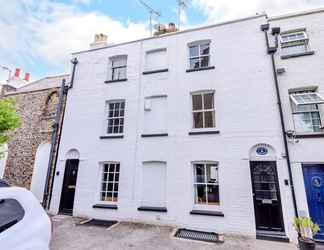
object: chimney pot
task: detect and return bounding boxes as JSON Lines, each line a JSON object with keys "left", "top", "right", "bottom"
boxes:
{"left": 14, "top": 68, "right": 20, "bottom": 78}
{"left": 24, "top": 73, "right": 30, "bottom": 82}
{"left": 90, "top": 33, "right": 108, "bottom": 49}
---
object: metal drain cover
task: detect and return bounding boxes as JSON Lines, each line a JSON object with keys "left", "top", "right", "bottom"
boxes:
{"left": 174, "top": 228, "right": 222, "bottom": 243}
{"left": 78, "top": 219, "right": 118, "bottom": 228}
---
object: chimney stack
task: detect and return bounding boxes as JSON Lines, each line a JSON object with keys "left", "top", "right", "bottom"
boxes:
{"left": 14, "top": 68, "right": 20, "bottom": 78}
{"left": 24, "top": 72, "right": 30, "bottom": 82}
{"left": 90, "top": 34, "right": 108, "bottom": 49}
{"left": 154, "top": 23, "right": 178, "bottom": 36}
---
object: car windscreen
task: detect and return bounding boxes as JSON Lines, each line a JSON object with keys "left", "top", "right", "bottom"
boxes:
{"left": 0, "top": 199, "right": 25, "bottom": 233}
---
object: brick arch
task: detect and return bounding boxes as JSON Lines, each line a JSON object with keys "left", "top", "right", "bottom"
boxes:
{"left": 43, "top": 91, "right": 59, "bottom": 117}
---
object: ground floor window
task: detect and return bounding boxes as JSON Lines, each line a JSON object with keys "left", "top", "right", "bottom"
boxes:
{"left": 100, "top": 162, "right": 120, "bottom": 202}
{"left": 193, "top": 162, "right": 219, "bottom": 205}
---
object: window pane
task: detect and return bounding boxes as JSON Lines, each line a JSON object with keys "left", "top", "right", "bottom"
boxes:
{"left": 189, "top": 58, "right": 200, "bottom": 69}
{"left": 195, "top": 184, "right": 207, "bottom": 204}
{"left": 108, "top": 173, "right": 114, "bottom": 181}
{"left": 112, "top": 56, "right": 127, "bottom": 67}
{"left": 200, "top": 44, "right": 210, "bottom": 55}
{"left": 203, "top": 93, "right": 214, "bottom": 109}
{"left": 116, "top": 164, "right": 120, "bottom": 172}
{"left": 293, "top": 113, "right": 314, "bottom": 132}
{"left": 207, "top": 185, "right": 219, "bottom": 204}
{"left": 201, "top": 56, "right": 209, "bottom": 68}
{"left": 311, "top": 112, "right": 322, "bottom": 132}
{"left": 193, "top": 112, "right": 203, "bottom": 128}
{"left": 206, "top": 165, "right": 218, "bottom": 183}
{"left": 101, "top": 183, "right": 107, "bottom": 192}
{"left": 192, "top": 94, "right": 202, "bottom": 110}
{"left": 204, "top": 111, "right": 215, "bottom": 128}
{"left": 195, "top": 164, "right": 205, "bottom": 183}
{"left": 108, "top": 183, "right": 113, "bottom": 192}
{"left": 189, "top": 45, "right": 199, "bottom": 57}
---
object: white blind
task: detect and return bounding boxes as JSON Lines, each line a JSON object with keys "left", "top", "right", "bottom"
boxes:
{"left": 145, "top": 49, "right": 167, "bottom": 71}
{"left": 143, "top": 96, "right": 167, "bottom": 134}
{"left": 141, "top": 162, "right": 167, "bottom": 207}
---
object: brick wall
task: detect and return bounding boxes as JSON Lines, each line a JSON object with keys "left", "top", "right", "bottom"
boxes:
{"left": 3, "top": 88, "right": 59, "bottom": 188}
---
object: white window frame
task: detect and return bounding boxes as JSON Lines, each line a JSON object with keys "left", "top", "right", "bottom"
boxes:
{"left": 280, "top": 31, "right": 308, "bottom": 45}
{"left": 188, "top": 40, "right": 211, "bottom": 70}
{"left": 99, "top": 162, "right": 120, "bottom": 204}
{"left": 280, "top": 30, "right": 309, "bottom": 55}
{"left": 108, "top": 55, "right": 127, "bottom": 81}
{"left": 290, "top": 91, "right": 323, "bottom": 133}
{"left": 192, "top": 161, "right": 220, "bottom": 209}
{"left": 191, "top": 90, "right": 216, "bottom": 130}
{"left": 104, "top": 100, "right": 125, "bottom": 136}
{"left": 290, "top": 92, "right": 324, "bottom": 106}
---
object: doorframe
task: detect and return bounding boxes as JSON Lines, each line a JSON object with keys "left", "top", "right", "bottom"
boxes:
{"left": 58, "top": 159, "right": 80, "bottom": 215}
{"left": 249, "top": 160, "right": 285, "bottom": 233}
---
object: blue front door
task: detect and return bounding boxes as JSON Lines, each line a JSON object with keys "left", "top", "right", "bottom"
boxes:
{"left": 303, "top": 164, "right": 324, "bottom": 240}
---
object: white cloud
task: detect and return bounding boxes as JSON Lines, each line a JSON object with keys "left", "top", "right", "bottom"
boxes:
{"left": 0, "top": 0, "right": 149, "bottom": 82}
{"left": 193, "top": 0, "right": 324, "bottom": 23}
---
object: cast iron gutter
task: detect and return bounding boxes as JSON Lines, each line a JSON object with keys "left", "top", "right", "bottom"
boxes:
{"left": 42, "top": 58, "right": 78, "bottom": 209}
{"left": 261, "top": 24, "right": 298, "bottom": 218}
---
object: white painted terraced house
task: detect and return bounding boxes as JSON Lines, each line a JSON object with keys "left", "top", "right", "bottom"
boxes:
{"left": 48, "top": 8, "right": 324, "bottom": 242}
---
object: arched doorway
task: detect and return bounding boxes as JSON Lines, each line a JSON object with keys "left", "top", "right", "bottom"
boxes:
{"left": 249, "top": 144, "right": 285, "bottom": 235}
{"left": 31, "top": 143, "right": 51, "bottom": 201}
{"left": 59, "top": 149, "right": 80, "bottom": 215}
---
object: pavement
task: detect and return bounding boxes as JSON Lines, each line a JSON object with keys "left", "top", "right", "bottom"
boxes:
{"left": 50, "top": 215, "right": 304, "bottom": 250}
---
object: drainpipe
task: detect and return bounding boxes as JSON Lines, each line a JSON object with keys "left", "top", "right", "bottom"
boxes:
{"left": 261, "top": 23, "right": 299, "bottom": 218}
{"left": 42, "top": 58, "right": 78, "bottom": 210}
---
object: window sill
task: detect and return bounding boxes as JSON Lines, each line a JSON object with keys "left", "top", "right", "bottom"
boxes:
{"left": 137, "top": 206, "right": 167, "bottom": 212}
{"left": 190, "top": 210, "right": 224, "bottom": 217}
{"left": 295, "top": 132, "right": 324, "bottom": 139}
{"left": 188, "top": 130, "right": 220, "bottom": 135}
{"left": 142, "top": 69, "right": 168, "bottom": 75}
{"left": 104, "top": 78, "right": 128, "bottom": 83}
{"left": 186, "top": 66, "right": 215, "bottom": 73}
{"left": 100, "top": 135, "right": 124, "bottom": 139}
{"left": 281, "top": 51, "right": 315, "bottom": 59}
{"left": 93, "top": 204, "right": 118, "bottom": 210}
{"left": 141, "top": 133, "right": 168, "bottom": 138}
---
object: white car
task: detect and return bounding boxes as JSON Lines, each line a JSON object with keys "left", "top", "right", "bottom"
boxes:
{"left": 0, "top": 185, "right": 51, "bottom": 250}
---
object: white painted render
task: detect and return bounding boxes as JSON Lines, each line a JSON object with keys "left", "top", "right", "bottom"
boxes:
{"left": 48, "top": 10, "right": 324, "bottom": 241}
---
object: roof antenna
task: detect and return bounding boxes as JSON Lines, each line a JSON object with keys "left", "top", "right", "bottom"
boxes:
{"left": 138, "top": 0, "right": 161, "bottom": 36}
{"left": 177, "top": 0, "right": 188, "bottom": 31}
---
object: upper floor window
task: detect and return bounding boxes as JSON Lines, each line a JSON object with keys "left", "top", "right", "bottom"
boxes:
{"left": 280, "top": 30, "right": 310, "bottom": 56}
{"left": 188, "top": 41, "right": 210, "bottom": 70}
{"left": 145, "top": 49, "right": 167, "bottom": 72}
{"left": 106, "top": 100, "right": 125, "bottom": 135}
{"left": 100, "top": 162, "right": 120, "bottom": 203}
{"left": 192, "top": 91, "right": 215, "bottom": 129}
{"left": 109, "top": 55, "right": 127, "bottom": 81}
{"left": 193, "top": 162, "right": 219, "bottom": 205}
{"left": 290, "top": 91, "right": 324, "bottom": 133}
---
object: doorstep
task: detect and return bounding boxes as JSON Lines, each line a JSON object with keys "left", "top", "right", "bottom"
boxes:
{"left": 256, "top": 230, "right": 290, "bottom": 243}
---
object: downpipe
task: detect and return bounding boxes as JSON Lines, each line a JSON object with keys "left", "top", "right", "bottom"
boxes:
{"left": 261, "top": 23, "right": 299, "bottom": 218}
{"left": 42, "top": 58, "right": 78, "bottom": 210}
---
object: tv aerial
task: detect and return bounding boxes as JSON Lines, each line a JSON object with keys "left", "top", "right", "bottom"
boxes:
{"left": 138, "top": 0, "right": 161, "bottom": 36}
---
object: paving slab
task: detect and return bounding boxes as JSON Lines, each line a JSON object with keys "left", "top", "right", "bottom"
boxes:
{"left": 50, "top": 215, "right": 300, "bottom": 250}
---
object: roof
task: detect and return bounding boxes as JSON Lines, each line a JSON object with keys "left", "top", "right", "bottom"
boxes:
{"left": 72, "top": 14, "right": 267, "bottom": 56}
{"left": 5, "top": 74, "right": 69, "bottom": 95}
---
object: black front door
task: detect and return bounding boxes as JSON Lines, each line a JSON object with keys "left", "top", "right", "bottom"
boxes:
{"left": 59, "top": 159, "right": 79, "bottom": 215}
{"left": 250, "top": 161, "right": 285, "bottom": 232}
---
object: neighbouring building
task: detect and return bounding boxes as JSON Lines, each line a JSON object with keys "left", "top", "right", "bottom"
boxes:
{"left": 48, "top": 7, "right": 324, "bottom": 243}
{"left": 269, "top": 8, "right": 324, "bottom": 241}
{"left": 0, "top": 74, "right": 68, "bottom": 202}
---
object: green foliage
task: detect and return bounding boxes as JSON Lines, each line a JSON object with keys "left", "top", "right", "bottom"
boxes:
{"left": 0, "top": 98, "right": 21, "bottom": 154}
{"left": 293, "top": 217, "right": 320, "bottom": 239}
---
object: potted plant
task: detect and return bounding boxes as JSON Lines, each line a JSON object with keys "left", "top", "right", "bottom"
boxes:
{"left": 293, "top": 217, "right": 320, "bottom": 250}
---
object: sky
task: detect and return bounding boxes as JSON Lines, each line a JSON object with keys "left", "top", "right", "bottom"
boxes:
{"left": 0, "top": 0, "right": 323, "bottom": 82}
